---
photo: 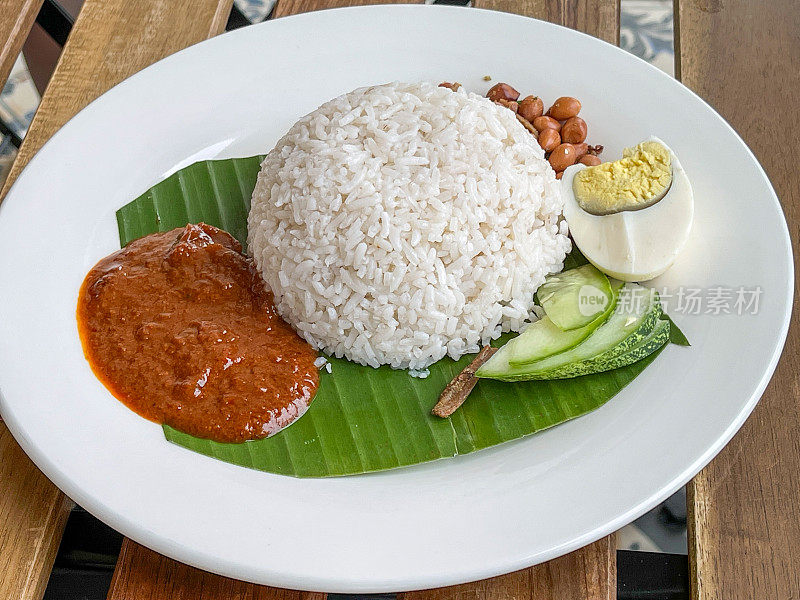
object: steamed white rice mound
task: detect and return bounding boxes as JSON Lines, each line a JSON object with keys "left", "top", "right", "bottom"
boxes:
{"left": 248, "top": 82, "right": 570, "bottom": 370}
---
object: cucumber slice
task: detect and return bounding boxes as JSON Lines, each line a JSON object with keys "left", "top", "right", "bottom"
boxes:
{"left": 575, "top": 286, "right": 663, "bottom": 365}
{"left": 527, "top": 319, "right": 670, "bottom": 380}
{"left": 506, "top": 317, "right": 594, "bottom": 366}
{"left": 537, "top": 264, "right": 614, "bottom": 331}
{"left": 507, "top": 280, "right": 622, "bottom": 367}
{"left": 477, "top": 283, "right": 659, "bottom": 381}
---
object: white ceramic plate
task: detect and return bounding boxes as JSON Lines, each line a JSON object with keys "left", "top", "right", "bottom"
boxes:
{"left": 0, "top": 5, "right": 792, "bottom": 593}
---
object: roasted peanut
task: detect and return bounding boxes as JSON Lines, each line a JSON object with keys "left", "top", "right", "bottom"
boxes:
{"left": 490, "top": 87, "right": 600, "bottom": 160}
{"left": 518, "top": 96, "right": 544, "bottom": 122}
{"left": 495, "top": 99, "right": 519, "bottom": 113}
{"left": 555, "top": 171, "right": 564, "bottom": 180}
{"left": 538, "top": 128, "right": 561, "bottom": 152}
{"left": 532, "top": 115, "right": 561, "bottom": 132}
{"left": 572, "top": 142, "right": 589, "bottom": 159}
{"left": 561, "top": 116, "right": 587, "bottom": 144}
{"left": 486, "top": 83, "right": 520, "bottom": 102}
{"left": 579, "top": 154, "right": 602, "bottom": 166}
{"left": 548, "top": 97, "right": 581, "bottom": 120}
{"left": 438, "top": 81, "right": 461, "bottom": 91}
{"left": 548, "top": 143, "right": 578, "bottom": 172}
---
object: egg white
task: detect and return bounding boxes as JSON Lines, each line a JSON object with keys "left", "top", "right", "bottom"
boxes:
{"left": 561, "top": 137, "right": 694, "bottom": 282}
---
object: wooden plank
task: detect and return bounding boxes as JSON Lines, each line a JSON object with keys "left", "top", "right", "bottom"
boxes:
{"left": 0, "top": 0, "right": 43, "bottom": 89}
{"left": 399, "top": 538, "right": 615, "bottom": 600}
{"left": 674, "top": 1, "right": 800, "bottom": 599}
{"left": 109, "top": 1, "right": 414, "bottom": 598}
{"left": 0, "top": 427, "right": 72, "bottom": 600}
{"left": 402, "top": 2, "right": 621, "bottom": 598}
{"left": 473, "top": 0, "right": 618, "bottom": 45}
{"left": 0, "top": 0, "right": 233, "bottom": 198}
{"left": 0, "top": 1, "right": 233, "bottom": 599}
{"left": 272, "top": 0, "right": 421, "bottom": 19}
{"left": 276, "top": 1, "right": 620, "bottom": 598}
{"left": 108, "top": 1, "right": 420, "bottom": 598}
{"left": 272, "top": 3, "right": 619, "bottom": 599}
{"left": 108, "top": 540, "right": 325, "bottom": 600}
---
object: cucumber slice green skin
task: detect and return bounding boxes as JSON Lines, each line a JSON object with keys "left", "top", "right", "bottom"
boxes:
{"left": 583, "top": 291, "right": 664, "bottom": 364}
{"left": 477, "top": 284, "right": 659, "bottom": 381}
{"left": 526, "top": 319, "right": 671, "bottom": 380}
{"left": 508, "top": 281, "right": 621, "bottom": 367}
{"left": 537, "top": 264, "right": 614, "bottom": 331}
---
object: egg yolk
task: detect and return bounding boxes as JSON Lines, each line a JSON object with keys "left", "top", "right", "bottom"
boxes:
{"left": 573, "top": 140, "right": 672, "bottom": 215}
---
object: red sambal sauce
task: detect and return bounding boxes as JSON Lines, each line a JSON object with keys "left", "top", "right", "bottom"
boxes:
{"left": 77, "top": 223, "right": 319, "bottom": 443}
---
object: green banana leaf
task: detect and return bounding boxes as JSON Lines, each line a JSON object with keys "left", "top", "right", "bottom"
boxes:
{"left": 117, "top": 157, "right": 673, "bottom": 477}
{"left": 663, "top": 315, "right": 691, "bottom": 346}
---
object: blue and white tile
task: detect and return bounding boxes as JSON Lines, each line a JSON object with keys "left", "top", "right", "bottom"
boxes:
{"left": 621, "top": 0, "right": 674, "bottom": 75}
{"left": 0, "top": 54, "right": 38, "bottom": 137}
{"left": 0, "top": 54, "right": 39, "bottom": 183}
{"left": 234, "top": 0, "right": 275, "bottom": 22}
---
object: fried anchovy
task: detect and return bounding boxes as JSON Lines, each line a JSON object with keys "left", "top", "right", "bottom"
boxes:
{"left": 431, "top": 346, "right": 497, "bottom": 418}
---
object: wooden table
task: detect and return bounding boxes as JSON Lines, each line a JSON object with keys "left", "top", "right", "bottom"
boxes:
{"left": 0, "top": 1, "right": 797, "bottom": 598}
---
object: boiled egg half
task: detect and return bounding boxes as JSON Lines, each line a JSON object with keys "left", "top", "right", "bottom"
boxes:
{"left": 561, "top": 137, "right": 693, "bottom": 282}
